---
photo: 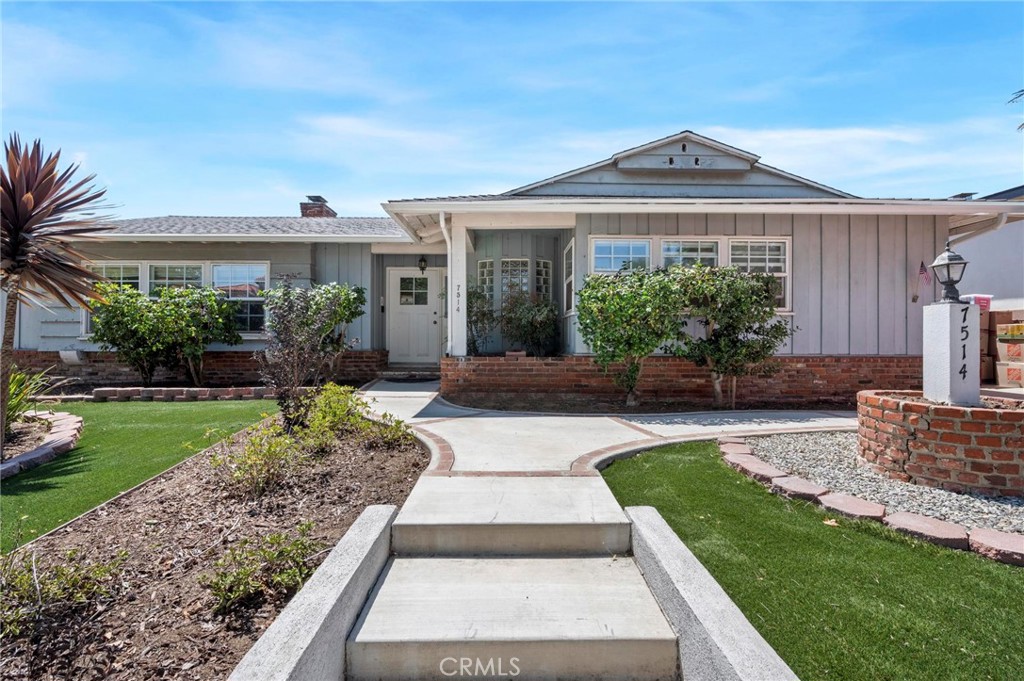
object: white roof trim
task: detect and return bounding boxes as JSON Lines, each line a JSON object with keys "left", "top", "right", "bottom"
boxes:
{"left": 386, "top": 197, "right": 1024, "bottom": 217}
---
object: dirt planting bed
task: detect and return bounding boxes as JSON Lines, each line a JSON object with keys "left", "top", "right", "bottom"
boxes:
{"left": 0, "top": 419, "right": 427, "bottom": 680}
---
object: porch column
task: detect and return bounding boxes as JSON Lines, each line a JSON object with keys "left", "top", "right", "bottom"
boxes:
{"left": 449, "top": 218, "right": 469, "bottom": 356}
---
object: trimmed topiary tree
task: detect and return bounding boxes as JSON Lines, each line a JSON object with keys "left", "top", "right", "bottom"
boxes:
{"left": 576, "top": 267, "right": 684, "bottom": 406}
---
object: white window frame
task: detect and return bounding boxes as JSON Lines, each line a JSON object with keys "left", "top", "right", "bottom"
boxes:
{"left": 590, "top": 237, "right": 653, "bottom": 274}
{"left": 562, "top": 238, "right": 575, "bottom": 315}
{"left": 80, "top": 260, "right": 272, "bottom": 338}
{"left": 211, "top": 262, "right": 270, "bottom": 335}
{"left": 477, "top": 259, "right": 495, "bottom": 302}
{"left": 662, "top": 239, "right": 720, "bottom": 268}
{"left": 587, "top": 235, "right": 792, "bottom": 312}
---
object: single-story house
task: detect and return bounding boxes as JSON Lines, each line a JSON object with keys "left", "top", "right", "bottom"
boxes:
{"left": 10, "top": 131, "right": 1024, "bottom": 403}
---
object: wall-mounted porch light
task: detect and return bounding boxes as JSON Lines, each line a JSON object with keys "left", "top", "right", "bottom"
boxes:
{"left": 418, "top": 255, "right": 428, "bottom": 274}
{"left": 929, "top": 241, "right": 969, "bottom": 303}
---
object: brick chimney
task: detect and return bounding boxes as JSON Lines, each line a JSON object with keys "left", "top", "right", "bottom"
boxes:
{"left": 300, "top": 195, "right": 337, "bottom": 217}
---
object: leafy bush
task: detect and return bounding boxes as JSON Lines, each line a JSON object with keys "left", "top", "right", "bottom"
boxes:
{"left": 0, "top": 548, "right": 127, "bottom": 640}
{"left": 258, "top": 280, "right": 366, "bottom": 427}
{"left": 576, "top": 268, "right": 685, "bottom": 405}
{"left": 499, "top": 287, "right": 559, "bottom": 356}
{"left": 668, "top": 265, "right": 794, "bottom": 408}
{"left": 89, "top": 283, "right": 241, "bottom": 386}
{"left": 209, "top": 420, "right": 304, "bottom": 498}
{"left": 202, "top": 522, "right": 321, "bottom": 615}
{"left": 295, "top": 383, "right": 414, "bottom": 453}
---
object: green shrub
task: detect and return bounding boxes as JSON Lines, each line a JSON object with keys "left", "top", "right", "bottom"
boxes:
{"left": 499, "top": 286, "right": 559, "bottom": 356}
{"left": 209, "top": 420, "right": 303, "bottom": 498}
{"left": 295, "top": 383, "right": 414, "bottom": 453}
{"left": 202, "top": 522, "right": 321, "bottom": 615}
{"left": 466, "top": 284, "right": 498, "bottom": 356}
{"left": 0, "top": 548, "right": 126, "bottom": 639}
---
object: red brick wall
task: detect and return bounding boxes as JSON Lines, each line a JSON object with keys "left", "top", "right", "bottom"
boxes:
{"left": 441, "top": 355, "right": 922, "bottom": 407}
{"left": 858, "top": 390, "right": 1024, "bottom": 497}
{"left": 11, "top": 350, "right": 388, "bottom": 388}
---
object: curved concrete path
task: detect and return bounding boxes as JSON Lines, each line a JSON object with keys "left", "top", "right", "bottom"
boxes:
{"left": 363, "top": 379, "right": 857, "bottom": 474}
{"left": 348, "top": 378, "right": 847, "bottom": 680}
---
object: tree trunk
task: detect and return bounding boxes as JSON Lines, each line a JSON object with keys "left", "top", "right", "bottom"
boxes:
{"left": 2, "top": 291, "right": 21, "bottom": 439}
{"left": 711, "top": 371, "right": 724, "bottom": 407}
{"left": 730, "top": 376, "right": 737, "bottom": 410}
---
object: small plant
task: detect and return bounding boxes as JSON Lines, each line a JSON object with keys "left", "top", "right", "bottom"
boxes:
{"left": 202, "top": 522, "right": 321, "bottom": 615}
{"left": 294, "top": 383, "right": 415, "bottom": 453}
{"left": 3, "top": 366, "right": 70, "bottom": 443}
{"left": 209, "top": 420, "right": 303, "bottom": 498}
{"left": 499, "top": 286, "right": 559, "bottom": 356}
{"left": 0, "top": 547, "right": 127, "bottom": 640}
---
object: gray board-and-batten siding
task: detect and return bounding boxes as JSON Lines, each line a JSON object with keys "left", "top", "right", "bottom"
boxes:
{"left": 572, "top": 213, "right": 947, "bottom": 356}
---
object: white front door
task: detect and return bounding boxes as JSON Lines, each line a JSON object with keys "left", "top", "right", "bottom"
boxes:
{"left": 387, "top": 268, "right": 442, "bottom": 364}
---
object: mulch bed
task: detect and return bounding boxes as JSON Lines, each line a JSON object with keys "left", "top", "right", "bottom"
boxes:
{"left": 0, "top": 417, "right": 428, "bottom": 680}
{"left": 2, "top": 419, "right": 50, "bottom": 460}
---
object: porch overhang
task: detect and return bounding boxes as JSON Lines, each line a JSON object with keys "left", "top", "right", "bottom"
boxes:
{"left": 383, "top": 196, "right": 1024, "bottom": 245}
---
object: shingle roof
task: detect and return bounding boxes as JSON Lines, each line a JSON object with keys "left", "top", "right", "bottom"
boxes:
{"left": 105, "top": 215, "right": 406, "bottom": 238}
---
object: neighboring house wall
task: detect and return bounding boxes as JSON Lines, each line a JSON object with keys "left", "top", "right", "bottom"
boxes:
{"left": 14, "top": 241, "right": 315, "bottom": 352}
{"left": 956, "top": 221, "right": 1024, "bottom": 311}
{"left": 567, "top": 213, "right": 947, "bottom": 356}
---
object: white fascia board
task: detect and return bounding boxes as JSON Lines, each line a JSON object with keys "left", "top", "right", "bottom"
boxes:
{"left": 387, "top": 198, "right": 1024, "bottom": 218}
{"left": 382, "top": 203, "right": 427, "bottom": 242}
{"left": 96, "top": 234, "right": 414, "bottom": 244}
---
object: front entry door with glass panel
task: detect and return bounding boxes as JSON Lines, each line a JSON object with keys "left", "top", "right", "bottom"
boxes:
{"left": 387, "top": 268, "right": 442, "bottom": 364}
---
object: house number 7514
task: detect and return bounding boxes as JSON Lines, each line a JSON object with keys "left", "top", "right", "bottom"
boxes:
{"left": 958, "top": 305, "right": 969, "bottom": 381}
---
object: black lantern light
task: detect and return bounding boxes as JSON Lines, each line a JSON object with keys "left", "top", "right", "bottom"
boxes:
{"left": 929, "top": 241, "right": 969, "bottom": 303}
{"left": 418, "top": 255, "right": 428, "bottom": 274}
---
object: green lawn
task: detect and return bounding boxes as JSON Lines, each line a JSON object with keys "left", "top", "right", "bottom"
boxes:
{"left": 602, "top": 441, "right": 1024, "bottom": 681}
{"left": 1, "top": 400, "right": 277, "bottom": 552}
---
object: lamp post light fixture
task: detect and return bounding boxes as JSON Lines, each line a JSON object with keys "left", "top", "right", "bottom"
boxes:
{"left": 929, "top": 241, "right": 969, "bottom": 303}
{"left": 417, "top": 255, "right": 428, "bottom": 274}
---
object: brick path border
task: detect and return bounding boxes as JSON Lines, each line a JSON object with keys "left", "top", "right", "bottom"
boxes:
{"left": 1, "top": 411, "right": 84, "bottom": 480}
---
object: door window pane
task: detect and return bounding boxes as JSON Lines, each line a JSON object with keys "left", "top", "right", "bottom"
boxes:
{"left": 399, "top": 276, "right": 430, "bottom": 305}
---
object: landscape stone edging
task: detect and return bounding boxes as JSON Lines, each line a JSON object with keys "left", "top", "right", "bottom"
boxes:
{"left": 716, "top": 437, "right": 1024, "bottom": 567}
{"left": 91, "top": 386, "right": 277, "bottom": 402}
{"left": 1, "top": 411, "right": 84, "bottom": 480}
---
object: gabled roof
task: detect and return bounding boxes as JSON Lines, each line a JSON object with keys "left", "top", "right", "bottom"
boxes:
{"left": 502, "top": 130, "right": 856, "bottom": 199}
{"left": 982, "top": 185, "right": 1024, "bottom": 201}
{"left": 100, "top": 215, "right": 411, "bottom": 242}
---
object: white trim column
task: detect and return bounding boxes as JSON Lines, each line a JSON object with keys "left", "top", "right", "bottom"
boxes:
{"left": 448, "top": 216, "right": 469, "bottom": 356}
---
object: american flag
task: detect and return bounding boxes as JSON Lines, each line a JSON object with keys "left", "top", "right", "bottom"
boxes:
{"left": 918, "top": 261, "right": 932, "bottom": 285}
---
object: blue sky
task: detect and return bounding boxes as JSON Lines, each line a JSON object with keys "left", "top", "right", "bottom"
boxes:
{"left": 3, "top": 1, "right": 1022, "bottom": 218}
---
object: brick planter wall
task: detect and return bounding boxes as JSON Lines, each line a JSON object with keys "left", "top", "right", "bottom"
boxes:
{"left": 857, "top": 390, "right": 1024, "bottom": 497}
{"left": 12, "top": 350, "right": 389, "bottom": 388}
{"left": 441, "top": 355, "right": 923, "bottom": 407}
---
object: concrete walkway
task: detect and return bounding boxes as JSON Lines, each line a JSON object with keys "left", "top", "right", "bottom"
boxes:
{"left": 363, "top": 379, "right": 857, "bottom": 474}
{"left": 345, "top": 379, "right": 851, "bottom": 680}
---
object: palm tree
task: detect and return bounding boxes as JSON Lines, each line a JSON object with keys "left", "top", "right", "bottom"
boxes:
{"left": 1, "top": 134, "right": 112, "bottom": 438}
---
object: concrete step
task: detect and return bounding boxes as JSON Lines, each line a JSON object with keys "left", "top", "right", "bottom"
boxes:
{"left": 346, "top": 556, "right": 679, "bottom": 681}
{"left": 391, "top": 476, "right": 631, "bottom": 556}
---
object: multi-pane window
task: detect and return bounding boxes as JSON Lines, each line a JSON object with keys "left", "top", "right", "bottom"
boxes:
{"left": 85, "top": 264, "right": 141, "bottom": 333}
{"left": 477, "top": 259, "right": 494, "bottom": 300}
{"left": 213, "top": 263, "right": 268, "bottom": 333}
{"left": 662, "top": 240, "right": 719, "bottom": 267}
{"left": 729, "top": 240, "right": 789, "bottom": 309}
{"left": 398, "top": 276, "right": 430, "bottom": 306}
{"left": 593, "top": 239, "right": 651, "bottom": 273}
{"left": 148, "top": 264, "right": 203, "bottom": 294}
{"left": 501, "top": 259, "right": 530, "bottom": 298}
{"left": 563, "top": 240, "right": 575, "bottom": 314}
{"left": 535, "top": 259, "right": 552, "bottom": 300}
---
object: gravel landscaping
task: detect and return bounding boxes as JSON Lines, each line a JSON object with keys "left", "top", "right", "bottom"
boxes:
{"left": 748, "top": 431, "right": 1024, "bottom": 534}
